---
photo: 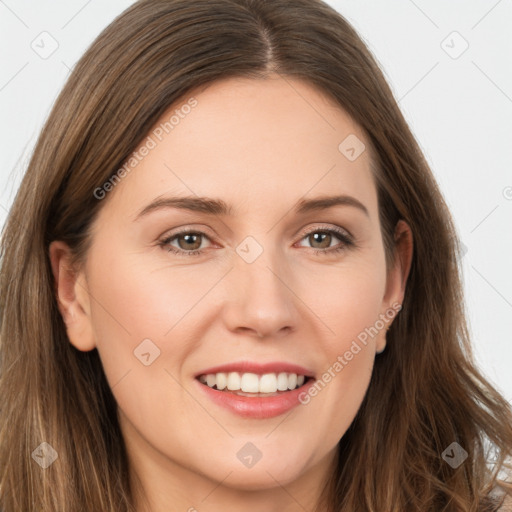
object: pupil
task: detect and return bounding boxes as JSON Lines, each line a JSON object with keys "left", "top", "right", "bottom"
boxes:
{"left": 312, "top": 232, "right": 329, "bottom": 248}
{"left": 181, "top": 234, "right": 199, "bottom": 249}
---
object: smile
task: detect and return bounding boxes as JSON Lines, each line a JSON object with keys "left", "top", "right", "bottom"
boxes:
{"left": 194, "top": 362, "right": 316, "bottom": 419}
{"left": 197, "top": 371, "right": 308, "bottom": 395}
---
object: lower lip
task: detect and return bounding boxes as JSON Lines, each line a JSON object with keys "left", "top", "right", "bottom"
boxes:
{"left": 195, "top": 378, "right": 315, "bottom": 419}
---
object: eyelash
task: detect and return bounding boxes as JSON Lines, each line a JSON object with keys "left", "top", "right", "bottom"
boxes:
{"left": 158, "top": 225, "right": 355, "bottom": 258}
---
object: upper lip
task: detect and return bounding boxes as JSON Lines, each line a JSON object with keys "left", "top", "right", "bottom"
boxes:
{"left": 195, "top": 361, "right": 315, "bottom": 379}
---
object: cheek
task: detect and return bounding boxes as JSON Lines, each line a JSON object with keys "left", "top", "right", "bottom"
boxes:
{"left": 90, "top": 259, "right": 211, "bottom": 336}
{"left": 295, "top": 258, "right": 385, "bottom": 435}
{"left": 300, "top": 328, "right": 376, "bottom": 450}
{"left": 87, "top": 240, "right": 227, "bottom": 354}
{"left": 84, "top": 249, "right": 204, "bottom": 443}
{"left": 84, "top": 243, "right": 235, "bottom": 417}
{"left": 83, "top": 242, "right": 203, "bottom": 390}
{"left": 295, "top": 255, "right": 386, "bottom": 343}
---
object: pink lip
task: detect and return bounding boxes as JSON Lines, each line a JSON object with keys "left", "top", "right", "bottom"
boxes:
{"left": 193, "top": 360, "right": 316, "bottom": 419}
{"left": 195, "top": 377, "right": 315, "bottom": 419}
{"left": 194, "top": 361, "right": 315, "bottom": 378}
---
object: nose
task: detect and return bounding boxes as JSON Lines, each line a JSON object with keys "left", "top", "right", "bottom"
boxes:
{"left": 221, "top": 247, "right": 300, "bottom": 340}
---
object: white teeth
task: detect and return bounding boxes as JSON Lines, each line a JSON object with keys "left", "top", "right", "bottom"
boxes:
{"left": 216, "top": 372, "right": 227, "bottom": 390}
{"left": 227, "top": 372, "right": 241, "bottom": 390}
{"left": 277, "top": 372, "right": 289, "bottom": 391}
{"left": 240, "top": 373, "right": 259, "bottom": 392}
{"left": 199, "top": 371, "right": 308, "bottom": 393}
{"left": 259, "top": 373, "right": 277, "bottom": 393}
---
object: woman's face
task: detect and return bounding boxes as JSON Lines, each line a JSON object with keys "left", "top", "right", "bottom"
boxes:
{"left": 51, "top": 75, "right": 411, "bottom": 506}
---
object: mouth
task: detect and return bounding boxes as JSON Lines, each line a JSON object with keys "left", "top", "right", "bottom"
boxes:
{"left": 194, "top": 362, "right": 316, "bottom": 419}
{"left": 197, "top": 371, "right": 313, "bottom": 397}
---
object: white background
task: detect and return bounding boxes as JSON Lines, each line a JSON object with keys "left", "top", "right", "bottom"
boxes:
{"left": 1, "top": 1, "right": 511, "bottom": 400}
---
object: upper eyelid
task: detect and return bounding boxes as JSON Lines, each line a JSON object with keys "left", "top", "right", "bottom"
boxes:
{"left": 298, "top": 224, "right": 351, "bottom": 238}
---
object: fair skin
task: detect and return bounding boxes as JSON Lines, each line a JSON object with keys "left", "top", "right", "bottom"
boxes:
{"left": 50, "top": 75, "right": 413, "bottom": 512}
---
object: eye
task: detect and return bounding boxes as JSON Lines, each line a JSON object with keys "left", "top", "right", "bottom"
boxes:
{"left": 296, "top": 226, "right": 354, "bottom": 255}
{"left": 159, "top": 230, "right": 212, "bottom": 257}
{"left": 158, "top": 225, "right": 355, "bottom": 257}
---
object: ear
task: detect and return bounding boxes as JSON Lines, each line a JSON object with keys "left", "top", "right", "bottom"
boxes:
{"left": 376, "top": 219, "right": 413, "bottom": 353}
{"left": 49, "top": 241, "right": 96, "bottom": 352}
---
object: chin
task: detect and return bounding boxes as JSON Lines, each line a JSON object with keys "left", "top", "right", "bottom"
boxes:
{"left": 194, "top": 449, "right": 313, "bottom": 491}
{"left": 215, "top": 465, "right": 305, "bottom": 491}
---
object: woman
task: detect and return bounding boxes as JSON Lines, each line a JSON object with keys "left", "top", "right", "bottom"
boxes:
{"left": 1, "top": 0, "right": 511, "bottom": 510}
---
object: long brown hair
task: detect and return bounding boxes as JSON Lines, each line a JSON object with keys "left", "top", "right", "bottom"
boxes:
{"left": 1, "top": 0, "right": 511, "bottom": 510}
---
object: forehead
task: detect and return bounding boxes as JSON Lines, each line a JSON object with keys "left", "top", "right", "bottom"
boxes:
{"left": 102, "top": 75, "right": 378, "bottom": 223}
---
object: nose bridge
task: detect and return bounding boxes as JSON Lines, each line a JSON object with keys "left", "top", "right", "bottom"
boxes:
{"left": 223, "top": 234, "right": 299, "bottom": 337}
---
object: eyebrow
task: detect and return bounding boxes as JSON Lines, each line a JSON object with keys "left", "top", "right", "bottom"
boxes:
{"left": 134, "top": 194, "right": 369, "bottom": 220}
